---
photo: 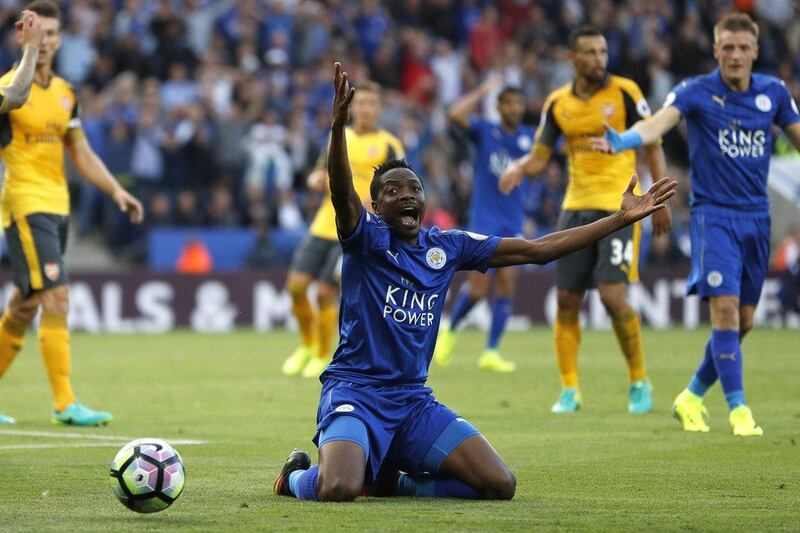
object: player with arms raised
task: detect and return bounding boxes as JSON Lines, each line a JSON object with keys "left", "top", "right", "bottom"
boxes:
{"left": 594, "top": 12, "right": 800, "bottom": 436}
{"left": 432, "top": 78, "right": 536, "bottom": 373}
{"left": 281, "top": 81, "right": 403, "bottom": 379}
{"left": 0, "top": 1, "right": 143, "bottom": 426}
{"left": 500, "top": 26, "right": 669, "bottom": 414}
{"left": 273, "top": 63, "right": 676, "bottom": 501}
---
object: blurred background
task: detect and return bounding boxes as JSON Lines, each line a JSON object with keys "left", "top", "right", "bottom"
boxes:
{"left": 0, "top": 0, "right": 797, "bottom": 332}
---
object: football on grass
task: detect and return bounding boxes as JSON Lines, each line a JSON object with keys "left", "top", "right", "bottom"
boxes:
{"left": 110, "top": 438, "right": 185, "bottom": 513}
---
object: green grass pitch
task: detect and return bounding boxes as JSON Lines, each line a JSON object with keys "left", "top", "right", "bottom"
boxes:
{"left": 0, "top": 327, "right": 798, "bottom": 531}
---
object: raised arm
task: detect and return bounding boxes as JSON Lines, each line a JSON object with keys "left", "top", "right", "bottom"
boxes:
{"left": 490, "top": 176, "right": 677, "bottom": 267}
{"left": 327, "top": 62, "right": 361, "bottom": 238}
{"left": 447, "top": 74, "right": 501, "bottom": 129}
{"left": 0, "top": 11, "right": 42, "bottom": 113}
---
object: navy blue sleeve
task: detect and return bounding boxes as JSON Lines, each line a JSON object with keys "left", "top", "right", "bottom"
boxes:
{"left": 445, "top": 230, "right": 502, "bottom": 272}
{"left": 664, "top": 79, "right": 695, "bottom": 118}
{"left": 773, "top": 82, "right": 800, "bottom": 129}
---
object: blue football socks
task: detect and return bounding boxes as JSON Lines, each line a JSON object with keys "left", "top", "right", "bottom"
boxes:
{"left": 687, "top": 339, "right": 717, "bottom": 397}
{"left": 396, "top": 473, "right": 481, "bottom": 499}
{"left": 710, "top": 329, "right": 746, "bottom": 410}
{"left": 487, "top": 297, "right": 511, "bottom": 350}
{"left": 449, "top": 290, "right": 478, "bottom": 330}
{"left": 290, "top": 465, "right": 319, "bottom": 501}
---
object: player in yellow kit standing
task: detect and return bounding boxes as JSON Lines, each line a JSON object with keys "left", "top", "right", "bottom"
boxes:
{"left": 0, "top": 1, "right": 143, "bottom": 426}
{"left": 282, "top": 81, "right": 404, "bottom": 378}
{"left": 501, "top": 26, "right": 669, "bottom": 414}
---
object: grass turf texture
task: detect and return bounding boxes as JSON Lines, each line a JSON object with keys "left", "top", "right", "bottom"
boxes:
{"left": 0, "top": 328, "right": 798, "bottom": 531}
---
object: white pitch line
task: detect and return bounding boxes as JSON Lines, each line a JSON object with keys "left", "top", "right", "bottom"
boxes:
{"left": 0, "top": 429, "right": 207, "bottom": 445}
{"left": 0, "top": 439, "right": 207, "bottom": 451}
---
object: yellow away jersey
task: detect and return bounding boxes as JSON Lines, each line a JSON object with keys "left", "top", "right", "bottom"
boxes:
{"left": 309, "top": 127, "right": 404, "bottom": 240}
{"left": 532, "top": 75, "right": 652, "bottom": 211}
{"left": 0, "top": 69, "right": 83, "bottom": 227}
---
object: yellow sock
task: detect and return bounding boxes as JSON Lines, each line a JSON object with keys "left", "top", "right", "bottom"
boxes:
{"left": 38, "top": 312, "right": 75, "bottom": 412}
{"left": 316, "top": 303, "right": 338, "bottom": 359}
{"left": 291, "top": 295, "right": 317, "bottom": 349}
{"left": 554, "top": 309, "right": 580, "bottom": 389}
{"left": 612, "top": 307, "right": 646, "bottom": 382}
{"left": 0, "top": 311, "right": 27, "bottom": 377}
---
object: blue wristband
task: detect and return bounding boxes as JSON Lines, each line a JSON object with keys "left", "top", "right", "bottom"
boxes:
{"left": 606, "top": 128, "right": 643, "bottom": 152}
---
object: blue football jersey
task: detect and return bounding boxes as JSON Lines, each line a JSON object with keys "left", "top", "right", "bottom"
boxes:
{"left": 665, "top": 69, "right": 800, "bottom": 214}
{"left": 322, "top": 208, "right": 501, "bottom": 385}
{"left": 467, "top": 117, "right": 537, "bottom": 233}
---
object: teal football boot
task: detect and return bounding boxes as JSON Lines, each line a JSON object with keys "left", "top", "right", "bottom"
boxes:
{"left": 52, "top": 401, "right": 112, "bottom": 426}
{"left": 628, "top": 380, "right": 653, "bottom": 414}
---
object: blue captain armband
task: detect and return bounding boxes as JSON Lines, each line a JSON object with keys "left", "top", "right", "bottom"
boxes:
{"left": 606, "top": 127, "right": 643, "bottom": 152}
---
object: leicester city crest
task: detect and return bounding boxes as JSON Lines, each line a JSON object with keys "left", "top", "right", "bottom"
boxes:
{"left": 426, "top": 247, "right": 447, "bottom": 270}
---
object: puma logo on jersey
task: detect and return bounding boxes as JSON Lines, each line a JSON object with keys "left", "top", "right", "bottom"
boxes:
{"left": 386, "top": 250, "right": 399, "bottom": 264}
{"left": 711, "top": 95, "right": 726, "bottom": 108}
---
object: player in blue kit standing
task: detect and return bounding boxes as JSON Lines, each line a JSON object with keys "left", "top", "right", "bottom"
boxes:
{"left": 594, "top": 12, "right": 800, "bottom": 436}
{"left": 272, "top": 62, "right": 677, "bottom": 501}
{"left": 432, "top": 76, "right": 537, "bottom": 372}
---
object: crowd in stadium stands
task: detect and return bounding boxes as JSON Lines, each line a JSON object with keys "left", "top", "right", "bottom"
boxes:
{"left": 0, "top": 0, "right": 798, "bottom": 267}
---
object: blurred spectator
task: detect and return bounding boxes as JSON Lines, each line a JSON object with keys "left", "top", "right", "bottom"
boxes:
{"left": 174, "top": 190, "right": 205, "bottom": 226}
{"left": 246, "top": 223, "right": 282, "bottom": 268}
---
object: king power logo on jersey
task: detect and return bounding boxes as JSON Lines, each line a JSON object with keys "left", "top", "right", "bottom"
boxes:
{"left": 382, "top": 284, "right": 440, "bottom": 327}
{"left": 718, "top": 127, "right": 766, "bottom": 158}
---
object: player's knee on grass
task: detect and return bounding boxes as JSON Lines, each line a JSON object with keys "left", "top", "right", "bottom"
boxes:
{"left": 317, "top": 420, "right": 369, "bottom": 502}
{"left": 479, "top": 466, "right": 516, "bottom": 500}
{"left": 316, "top": 471, "right": 363, "bottom": 502}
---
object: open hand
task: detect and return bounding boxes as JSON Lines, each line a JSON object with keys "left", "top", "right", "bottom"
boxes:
{"left": 331, "top": 62, "right": 355, "bottom": 129}
{"left": 15, "top": 10, "right": 43, "bottom": 48}
{"left": 619, "top": 175, "right": 677, "bottom": 225}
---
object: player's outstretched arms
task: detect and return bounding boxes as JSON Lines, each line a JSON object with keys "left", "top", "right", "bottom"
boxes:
{"left": 591, "top": 106, "right": 682, "bottom": 154}
{"left": 67, "top": 139, "right": 144, "bottom": 224}
{"left": 489, "top": 175, "right": 677, "bottom": 267}
{"left": 0, "top": 11, "right": 43, "bottom": 113}
{"left": 327, "top": 62, "right": 361, "bottom": 238}
{"left": 499, "top": 153, "right": 548, "bottom": 194}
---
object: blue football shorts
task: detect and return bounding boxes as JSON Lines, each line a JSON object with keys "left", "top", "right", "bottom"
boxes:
{"left": 313, "top": 379, "right": 480, "bottom": 483}
{"left": 686, "top": 211, "right": 770, "bottom": 305}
